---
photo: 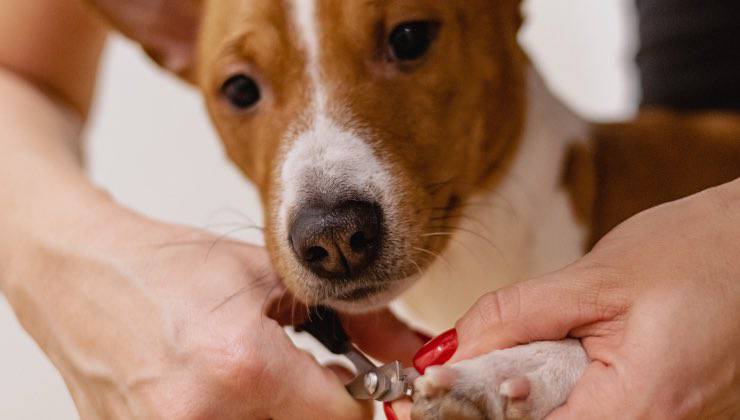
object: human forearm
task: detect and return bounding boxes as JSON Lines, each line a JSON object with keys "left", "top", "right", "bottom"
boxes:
{"left": 0, "top": 69, "right": 118, "bottom": 292}
{"left": 0, "top": 0, "right": 109, "bottom": 286}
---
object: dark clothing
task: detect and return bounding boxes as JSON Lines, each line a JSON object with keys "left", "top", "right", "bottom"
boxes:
{"left": 636, "top": 0, "right": 740, "bottom": 111}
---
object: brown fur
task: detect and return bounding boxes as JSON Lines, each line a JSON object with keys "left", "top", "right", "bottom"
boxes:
{"left": 561, "top": 141, "right": 596, "bottom": 226}
{"left": 588, "top": 109, "right": 740, "bottom": 246}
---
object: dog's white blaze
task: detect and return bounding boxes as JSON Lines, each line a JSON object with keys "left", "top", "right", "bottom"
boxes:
{"left": 280, "top": 0, "right": 395, "bottom": 244}
{"left": 290, "top": 0, "right": 327, "bottom": 111}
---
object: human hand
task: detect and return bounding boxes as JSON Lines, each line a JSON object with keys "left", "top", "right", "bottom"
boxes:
{"left": 393, "top": 179, "right": 740, "bottom": 419}
{"left": 3, "top": 202, "right": 424, "bottom": 419}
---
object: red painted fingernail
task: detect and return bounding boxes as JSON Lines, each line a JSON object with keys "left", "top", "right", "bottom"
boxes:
{"left": 413, "top": 329, "right": 458, "bottom": 374}
{"left": 415, "top": 331, "right": 433, "bottom": 344}
{"left": 383, "top": 402, "right": 398, "bottom": 420}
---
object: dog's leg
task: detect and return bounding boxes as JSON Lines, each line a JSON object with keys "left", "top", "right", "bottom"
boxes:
{"left": 411, "top": 339, "right": 588, "bottom": 420}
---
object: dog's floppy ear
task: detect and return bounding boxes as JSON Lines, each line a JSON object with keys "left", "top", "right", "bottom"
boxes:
{"left": 86, "top": 0, "right": 201, "bottom": 80}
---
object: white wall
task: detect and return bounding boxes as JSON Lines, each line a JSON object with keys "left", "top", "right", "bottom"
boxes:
{"left": 0, "top": 1, "right": 638, "bottom": 418}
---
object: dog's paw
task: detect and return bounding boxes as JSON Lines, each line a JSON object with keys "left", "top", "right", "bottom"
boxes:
{"left": 411, "top": 339, "right": 588, "bottom": 420}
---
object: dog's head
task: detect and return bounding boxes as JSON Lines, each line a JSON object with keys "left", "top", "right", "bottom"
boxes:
{"left": 89, "top": 0, "right": 527, "bottom": 311}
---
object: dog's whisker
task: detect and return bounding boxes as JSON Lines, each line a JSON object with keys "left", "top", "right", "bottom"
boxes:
{"left": 152, "top": 238, "right": 225, "bottom": 250}
{"left": 420, "top": 232, "right": 454, "bottom": 238}
{"left": 423, "top": 231, "right": 492, "bottom": 274}
{"left": 400, "top": 265, "right": 411, "bottom": 281}
{"left": 422, "top": 199, "right": 514, "bottom": 218}
{"left": 210, "top": 274, "right": 277, "bottom": 314}
{"left": 423, "top": 203, "right": 484, "bottom": 212}
{"left": 423, "top": 176, "right": 477, "bottom": 191}
{"left": 409, "top": 258, "right": 425, "bottom": 278}
{"left": 154, "top": 225, "right": 265, "bottom": 254}
{"left": 428, "top": 213, "right": 491, "bottom": 234}
{"left": 426, "top": 224, "right": 504, "bottom": 259}
{"left": 205, "top": 206, "right": 263, "bottom": 227}
{"left": 201, "top": 221, "right": 266, "bottom": 231}
{"left": 471, "top": 188, "right": 518, "bottom": 218}
{"left": 413, "top": 246, "right": 454, "bottom": 274}
{"left": 204, "top": 225, "right": 265, "bottom": 262}
{"left": 424, "top": 177, "right": 466, "bottom": 194}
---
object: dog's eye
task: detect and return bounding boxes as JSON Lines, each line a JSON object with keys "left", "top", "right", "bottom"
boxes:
{"left": 388, "top": 21, "right": 440, "bottom": 62}
{"left": 221, "top": 75, "right": 261, "bottom": 109}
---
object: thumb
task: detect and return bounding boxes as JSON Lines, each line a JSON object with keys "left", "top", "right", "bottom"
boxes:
{"left": 451, "top": 262, "right": 627, "bottom": 362}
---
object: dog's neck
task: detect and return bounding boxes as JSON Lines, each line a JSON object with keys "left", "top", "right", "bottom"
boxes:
{"left": 398, "top": 66, "right": 590, "bottom": 332}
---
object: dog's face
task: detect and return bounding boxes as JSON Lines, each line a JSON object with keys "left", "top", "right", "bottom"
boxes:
{"left": 90, "top": 0, "right": 526, "bottom": 311}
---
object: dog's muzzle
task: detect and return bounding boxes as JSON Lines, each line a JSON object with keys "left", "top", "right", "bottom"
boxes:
{"left": 289, "top": 200, "right": 384, "bottom": 280}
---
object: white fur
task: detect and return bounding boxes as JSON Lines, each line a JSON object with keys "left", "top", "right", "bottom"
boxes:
{"left": 290, "top": 0, "right": 326, "bottom": 110}
{"left": 399, "top": 68, "right": 590, "bottom": 332}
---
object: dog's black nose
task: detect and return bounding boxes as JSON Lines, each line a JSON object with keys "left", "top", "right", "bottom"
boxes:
{"left": 289, "top": 201, "right": 382, "bottom": 279}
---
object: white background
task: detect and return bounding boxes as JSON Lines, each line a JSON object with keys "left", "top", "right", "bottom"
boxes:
{"left": 0, "top": 0, "right": 638, "bottom": 418}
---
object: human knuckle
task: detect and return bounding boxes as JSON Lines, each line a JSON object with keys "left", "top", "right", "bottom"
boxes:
{"left": 470, "top": 287, "right": 522, "bottom": 328}
{"left": 571, "top": 260, "right": 630, "bottom": 316}
{"left": 473, "top": 293, "right": 504, "bottom": 327}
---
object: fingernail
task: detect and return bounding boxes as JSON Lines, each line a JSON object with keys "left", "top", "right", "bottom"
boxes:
{"left": 413, "top": 329, "right": 458, "bottom": 374}
{"left": 415, "top": 331, "right": 433, "bottom": 344}
{"left": 383, "top": 402, "right": 398, "bottom": 420}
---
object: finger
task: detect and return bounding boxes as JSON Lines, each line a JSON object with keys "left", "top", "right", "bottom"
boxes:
{"left": 269, "top": 328, "right": 373, "bottom": 420}
{"left": 452, "top": 262, "right": 628, "bottom": 362}
{"left": 546, "top": 361, "right": 625, "bottom": 420}
{"left": 343, "top": 309, "right": 429, "bottom": 365}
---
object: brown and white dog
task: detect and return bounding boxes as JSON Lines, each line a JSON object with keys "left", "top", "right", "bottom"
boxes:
{"left": 85, "top": 0, "right": 740, "bottom": 418}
